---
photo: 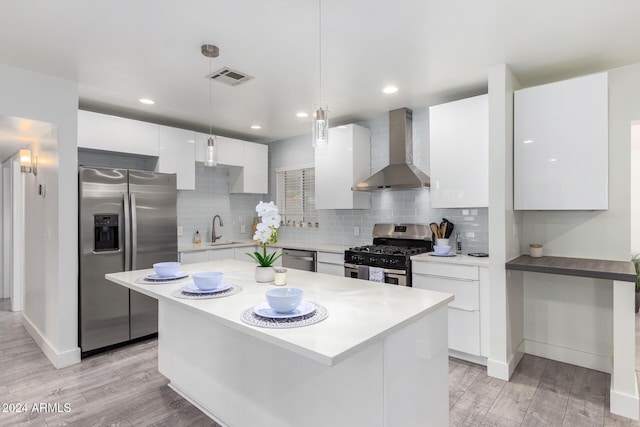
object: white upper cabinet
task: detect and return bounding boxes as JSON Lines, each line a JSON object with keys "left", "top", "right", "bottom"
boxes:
{"left": 78, "top": 110, "right": 159, "bottom": 156}
{"left": 217, "top": 136, "right": 245, "bottom": 167}
{"left": 514, "top": 72, "right": 608, "bottom": 210}
{"left": 157, "top": 125, "right": 195, "bottom": 190}
{"left": 429, "top": 94, "right": 489, "bottom": 208}
{"left": 229, "top": 141, "right": 268, "bottom": 194}
{"left": 194, "top": 132, "right": 244, "bottom": 166}
{"left": 315, "top": 124, "right": 371, "bottom": 209}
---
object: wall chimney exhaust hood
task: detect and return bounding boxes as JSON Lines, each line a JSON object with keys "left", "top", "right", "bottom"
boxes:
{"left": 352, "top": 108, "right": 430, "bottom": 191}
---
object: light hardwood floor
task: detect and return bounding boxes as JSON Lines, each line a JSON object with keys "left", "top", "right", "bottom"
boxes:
{"left": 1, "top": 298, "right": 639, "bottom": 426}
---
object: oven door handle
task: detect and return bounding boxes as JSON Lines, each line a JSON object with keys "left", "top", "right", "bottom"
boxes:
{"left": 344, "top": 263, "right": 406, "bottom": 275}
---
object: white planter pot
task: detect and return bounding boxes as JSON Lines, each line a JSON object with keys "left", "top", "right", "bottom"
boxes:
{"left": 255, "top": 266, "right": 275, "bottom": 283}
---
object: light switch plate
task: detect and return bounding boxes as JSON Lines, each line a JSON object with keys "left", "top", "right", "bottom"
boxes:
{"left": 354, "top": 226, "right": 360, "bottom": 236}
{"left": 177, "top": 226, "right": 183, "bottom": 236}
{"left": 241, "top": 224, "right": 246, "bottom": 233}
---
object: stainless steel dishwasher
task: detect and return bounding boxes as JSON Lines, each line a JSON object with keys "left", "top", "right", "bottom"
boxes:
{"left": 282, "top": 248, "right": 317, "bottom": 272}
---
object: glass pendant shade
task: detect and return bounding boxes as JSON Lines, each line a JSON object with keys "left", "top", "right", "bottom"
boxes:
{"left": 204, "top": 136, "right": 217, "bottom": 167}
{"left": 312, "top": 103, "right": 329, "bottom": 148}
{"left": 19, "top": 149, "right": 32, "bottom": 173}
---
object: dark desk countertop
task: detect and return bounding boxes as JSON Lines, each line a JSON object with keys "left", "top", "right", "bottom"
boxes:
{"left": 505, "top": 255, "right": 636, "bottom": 282}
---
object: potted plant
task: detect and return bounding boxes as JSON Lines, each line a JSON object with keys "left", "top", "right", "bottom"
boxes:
{"left": 633, "top": 254, "right": 640, "bottom": 313}
{"left": 247, "top": 201, "right": 283, "bottom": 282}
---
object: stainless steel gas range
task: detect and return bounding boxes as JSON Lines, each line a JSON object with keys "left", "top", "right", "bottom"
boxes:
{"left": 344, "top": 223, "right": 433, "bottom": 286}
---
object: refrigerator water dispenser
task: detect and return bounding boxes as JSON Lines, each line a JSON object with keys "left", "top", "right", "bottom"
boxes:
{"left": 94, "top": 214, "right": 119, "bottom": 251}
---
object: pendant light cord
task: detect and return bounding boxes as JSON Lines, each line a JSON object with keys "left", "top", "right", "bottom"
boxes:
{"left": 318, "top": 0, "right": 322, "bottom": 103}
{"left": 209, "top": 55, "right": 213, "bottom": 136}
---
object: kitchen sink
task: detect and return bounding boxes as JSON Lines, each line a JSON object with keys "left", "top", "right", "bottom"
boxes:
{"left": 207, "top": 240, "right": 241, "bottom": 246}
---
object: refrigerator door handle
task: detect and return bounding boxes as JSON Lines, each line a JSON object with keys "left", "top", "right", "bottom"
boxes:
{"left": 130, "top": 193, "right": 138, "bottom": 270}
{"left": 123, "top": 192, "right": 131, "bottom": 271}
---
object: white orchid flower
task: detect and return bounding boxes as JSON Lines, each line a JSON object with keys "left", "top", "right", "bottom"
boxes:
{"left": 256, "top": 201, "right": 278, "bottom": 217}
{"left": 262, "top": 213, "right": 281, "bottom": 228}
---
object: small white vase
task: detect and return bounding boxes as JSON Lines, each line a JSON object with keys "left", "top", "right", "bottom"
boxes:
{"left": 255, "top": 266, "right": 275, "bottom": 283}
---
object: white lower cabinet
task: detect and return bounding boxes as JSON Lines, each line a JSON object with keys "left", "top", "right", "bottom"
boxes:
{"left": 235, "top": 246, "right": 256, "bottom": 261}
{"left": 317, "top": 251, "right": 345, "bottom": 276}
{"left": 209, "top": 248, "right": 235, "bottom": 261}
{"left": 180, "top": 251, "right": 209, "bottom": 264}
{"left": 412, "top": 261, "right": 488, "bottom": 364}
{"left": 180, "top": 247, "right": 241, "bottom": 264}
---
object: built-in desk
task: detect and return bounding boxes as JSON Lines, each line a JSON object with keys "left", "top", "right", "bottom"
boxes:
{"left": 506, "top": 255, "right": 639, "bottom": 420}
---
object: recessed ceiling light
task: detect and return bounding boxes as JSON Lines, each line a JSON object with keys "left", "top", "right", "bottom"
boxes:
{"left": 250, "top": 125, "right": 262, "bottom": 130}
{"left": 139, "top": 98, "right": 155, "bottom": 105}
{"left": 382, "top": 86, "right": 398, "bottom": 94}
{"left": 296, "top": 112, "right": 309, "bottom": 118}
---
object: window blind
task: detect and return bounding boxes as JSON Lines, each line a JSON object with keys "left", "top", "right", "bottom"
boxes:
{"left": 276, "top": 167, "right": 317, "bottom": 224}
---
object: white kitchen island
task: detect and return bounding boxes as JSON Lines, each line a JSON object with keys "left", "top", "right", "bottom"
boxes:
{"left": 106, "top": 259, "right": 453, "bottom": 427}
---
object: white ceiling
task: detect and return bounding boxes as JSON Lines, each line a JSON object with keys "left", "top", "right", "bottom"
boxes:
{"left": 1, "top": 0, "right": 640, "bottom": 144}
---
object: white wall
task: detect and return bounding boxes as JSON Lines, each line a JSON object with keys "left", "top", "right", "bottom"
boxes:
{"left": 487, "top": 64, "right": 524, "bottom": 380}
{"left": 0, "top": 64, "right": 79, "bottom": 368}
{"left": 520, "top": 63, "right": 640, "bottom": 372}
{"left": 631, "top": 122, "right": 640, "bottom": 255}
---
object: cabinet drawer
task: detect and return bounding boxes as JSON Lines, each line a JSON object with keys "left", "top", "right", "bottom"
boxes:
{"left": 317, "top": 251, "right": 344, "bottom": 265}
{"left": 317, "top": 262, "right": 345, "bottom": 277}
{"left": 412, "top": 261, "right": 478, "bottom": 280}
{"left": 413, "top": 275, "right": 479, "bottom": 311}
{"left": 448, "top": 308, "right": 481, "bottom": 356}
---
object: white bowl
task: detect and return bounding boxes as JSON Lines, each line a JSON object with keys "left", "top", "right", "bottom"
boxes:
{"left": 265, "top": 287, "right": 303, "bottom": 313}
{"left": 153, "top": 262, "right": 181, "bottom": 278}
{"left": 192, "top": 272, "right": 223, "bottom": 291}
{"left": 433, "top": 245, "right": 451, "bottom": 255}
{"left": 436, "top": 238, "right": 450, "bottom": 247}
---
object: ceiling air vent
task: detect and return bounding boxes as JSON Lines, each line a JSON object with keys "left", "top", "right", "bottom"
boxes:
{"left": 206, "top": 67, "right": 254, "bottom": 86}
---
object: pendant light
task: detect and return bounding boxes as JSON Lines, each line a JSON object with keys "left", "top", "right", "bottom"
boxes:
{"left": 202, "top": 44, "right": 219, "bottom": 167}
{"left": 312, "top": 0, "right": 328, "bottom": 148}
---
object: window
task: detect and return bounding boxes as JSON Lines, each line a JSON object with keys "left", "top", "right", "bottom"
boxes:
{"left": 276, "top": 166, "right": 317, "bottom": 226}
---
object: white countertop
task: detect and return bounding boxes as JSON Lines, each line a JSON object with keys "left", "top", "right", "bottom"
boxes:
{"left": 179, "top": 240, "right": 350, "bottom": 254}
{"left": 105, "top": 259, "right": 453, "bottom": 366}
{"left": 411, "top": 252, "right": 490, "bottom": 267}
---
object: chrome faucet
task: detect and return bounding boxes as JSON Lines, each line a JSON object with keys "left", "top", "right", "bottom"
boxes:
{"left": 212, "top": 215, "right": 223, "bottom": 243}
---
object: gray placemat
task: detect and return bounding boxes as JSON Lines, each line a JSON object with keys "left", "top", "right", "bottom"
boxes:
{"left": 135, "top": 275, "right": 190, "bottom": 285}
{"left": 240, "top": 302, "right": 328, "bottom": 329}
{"left": 171, "top": 284, "right": 242, "bottom": 299}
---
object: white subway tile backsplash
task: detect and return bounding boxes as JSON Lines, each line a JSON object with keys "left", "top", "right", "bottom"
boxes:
{"left": 176, "top": 164, "right": 265, "bottom": 245}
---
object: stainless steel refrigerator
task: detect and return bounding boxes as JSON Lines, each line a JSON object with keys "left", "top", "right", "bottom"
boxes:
{"left": 78, "top": 167, "right": 177, "bottom": 356}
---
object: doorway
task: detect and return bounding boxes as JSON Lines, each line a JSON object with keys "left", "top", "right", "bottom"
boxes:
{"left": 1, "top": 157, "right": 24, "bottom": 312}
{"left": 0, "top": 115, "right": 52, "bottom": 313}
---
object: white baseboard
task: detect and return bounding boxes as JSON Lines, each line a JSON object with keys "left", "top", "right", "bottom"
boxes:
{"left": 22, "top": 313, "right": 80, "bottom": 369}
{"left": 449, "top": 349, "right": 487, "bottom": 366}
{"left": 610, "top": 381, "right": 640, "bottom": 421}
{"left": 487, "top": 341, "right": 525, "bottom": 381}
{"left": 524, "top": 339, "right": 612, "bottom": 374}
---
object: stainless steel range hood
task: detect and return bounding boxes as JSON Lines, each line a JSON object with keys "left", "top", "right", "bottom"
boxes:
{"left": 352, "top": 108, "right": 430, "bottom": 191}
